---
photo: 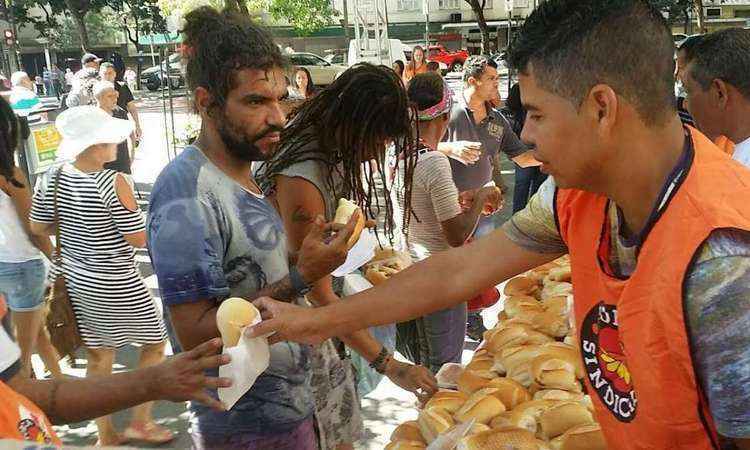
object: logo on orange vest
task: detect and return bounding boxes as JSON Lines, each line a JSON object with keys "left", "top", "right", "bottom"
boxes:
{"left": 17, "top": 405, "right": 53, "bottom": 444}
{"left": 580, "top": 302, "right": 638, "bottom": 422}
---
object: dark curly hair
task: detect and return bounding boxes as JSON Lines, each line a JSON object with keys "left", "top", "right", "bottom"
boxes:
{"left": 507, "top": 0, "right": 675, "bottom": 125}
{"left": 407, "top": 72, "right": 445, "bottom": 111}
{"left": 0, "top": 95, "right": 21, "bottom": 187}
{"left": 261, "top": 63, "right": 417, "bottom": 239}
{"left": 181, "top": 6, "right": 287, "bottom": 113}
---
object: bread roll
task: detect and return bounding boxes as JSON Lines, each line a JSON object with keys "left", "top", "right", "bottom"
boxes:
{"left": 504, "top": 277, "right": 541, "bottom": 297}
{"left": 508, "top": 400, "right": 558, "bottom": 435}
{"left": 425, "top": 390, "right": 469, "bottom": 413}
{"left": 546, "top": 266, "right": 572, "bottom": 282}
{"left": 216, "top": 297, "right": 259, "bottom": 347}
{"left": 468, "top": 423, "right": 492, "bottom": 435}
{"left": 531, "top": 355, "right": 581, "bottom": 392}
{"left": 333, "top": 198, "right": 364, "bottom": 248}
{"left": 385, "top": 441, "right": 427, "bottom": 450}
{"left": 455, "top": 388, "right": 507, "bottom": 424}
{"left": 541, "top": 296, "right": 570, "bottom": 316}
{"left": 489, "top": 411, "right": 513, "bottom": 429}
{"left": 467, "top": 353, "right": 495, "bottom": 372}
{"left": 539, "top": 402, "right": 594, "bottom": 440}
{"left": 533, "top": 389, "right": 585, "bottom": 402}
{"left": 364, "top": 267, "right": 389, "bottom": 285}
{"left": 497, "top": 345, "right": 542, "bottom": 375}
{"left": 390, "top": 421, "right": 426, "bottom": 443}
{"left": 458, "top": 426, "right": 548, "bottom": 450}
{"left": 485, "top": 325, "right": 553, "bottom": 354}
{"left": 503, "top": 296, "right": 542, "bottom": 317}
{"left": 549, "top": 423, "right": 606, "bottom": 450}
{"left": 457, "top": 370, "right": 495, "bottom": 395}
{"left": 487, "top": 377, "right": 532, "bottom": 409}
{"left": 541, "top": 281, "right": 572, "bottom": 299}
{"left": 417, "top": 408, "right": 454, "bottom": 444}
{"left": 507, "top": 361, "right": 534, "bottom": 388}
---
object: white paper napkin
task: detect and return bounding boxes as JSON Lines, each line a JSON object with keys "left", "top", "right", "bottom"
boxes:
{"left": 332, "top": 228, "right": 378, "bottom": 277}
{"left": 218, "top": 314, "right": 270, "bottom": 410}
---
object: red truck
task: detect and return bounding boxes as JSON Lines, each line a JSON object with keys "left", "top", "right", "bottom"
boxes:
{"left": 427, "top": 44, "right": 469, "bottom": 73}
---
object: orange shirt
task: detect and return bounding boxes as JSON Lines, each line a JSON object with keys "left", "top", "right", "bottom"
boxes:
{"left": 556, "top": 128, "right": 750, "bottom": 449}
{"left": 402, "top": 63, "right": 428, "bottom": 84}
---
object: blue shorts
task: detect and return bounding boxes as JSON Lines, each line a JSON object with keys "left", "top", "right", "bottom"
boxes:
{"left": 0, "top": 259, "right": 47, "bottom": 312}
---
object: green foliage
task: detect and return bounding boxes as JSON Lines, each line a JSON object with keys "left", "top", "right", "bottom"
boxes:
{"left": 261, "top": 0, "right": 339, "bottom": 35}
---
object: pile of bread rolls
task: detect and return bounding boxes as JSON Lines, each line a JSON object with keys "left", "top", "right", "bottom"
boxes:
{"left": 386, "top": 257, "right": 608, "bottom": 450}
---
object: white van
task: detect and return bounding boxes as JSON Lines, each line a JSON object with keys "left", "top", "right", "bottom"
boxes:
{"left": 347, "top": 38, "right": 409, "bottom": 67}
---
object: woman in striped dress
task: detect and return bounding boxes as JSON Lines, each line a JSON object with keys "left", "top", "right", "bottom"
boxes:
{"left": 29, "top": 106, "right": 172, "bottom": 446}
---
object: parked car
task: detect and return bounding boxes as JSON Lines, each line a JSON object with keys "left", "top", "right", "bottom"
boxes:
{"left": 288, "top": 52, "right": 347, "bottom": 86}
{"left": 427, "top": 44, "right": 469, "bottom": 73}
{"left": 140, "top": 53, "right": 184, "bottom": 91}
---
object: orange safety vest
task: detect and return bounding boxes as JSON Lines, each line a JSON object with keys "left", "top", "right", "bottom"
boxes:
{"left": 0, "top": 295, "right": 61, "bottom": 446}
{"left": 714, "top": 135, "right": 736, "bottom": 157}
{"left": 556, "top": 127, "right": 750, "bottom": 449}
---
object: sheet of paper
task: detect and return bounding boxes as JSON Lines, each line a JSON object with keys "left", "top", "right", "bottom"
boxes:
{"left": 428, "top": 419, "right": 475, "bottom": 450}
{"left": 218, "top": 314, "right": 270, "bottom": 410}
{"left": 332, "top": 228, "right": 377, "bottom": 277}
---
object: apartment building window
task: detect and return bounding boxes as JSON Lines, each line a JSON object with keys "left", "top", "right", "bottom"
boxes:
{"left": 735, "top": 9, "right": 750, "bottom": 18}
{"left": 396, "top": 0, "right": 420, "bottom": 10}
{"left": 438, "top": 0, "right": 460, "bottom": 10}
{"left": 705, "top": 7, "right": 722, "bottom": 17}
{"left": 484, "top": 0, "right": 493, "bottom": 9}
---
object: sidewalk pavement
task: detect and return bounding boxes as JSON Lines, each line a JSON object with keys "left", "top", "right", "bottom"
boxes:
{"left": 40, "top": 93, "right": 517, "bottom": 449}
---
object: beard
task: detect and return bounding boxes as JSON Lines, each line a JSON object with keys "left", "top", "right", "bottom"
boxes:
{"left": 215, "top": 111, "right": 283, "bottom": 162}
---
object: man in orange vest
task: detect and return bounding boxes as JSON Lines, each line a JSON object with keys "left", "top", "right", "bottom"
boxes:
{"left": 0, "top": 294, "right": 232, "bottom": 445}
{"left": 249, "top": 1, "right": 750, "bottom": 448}
{"left": 681, "top": 28, "right": 750, "bottom": 166}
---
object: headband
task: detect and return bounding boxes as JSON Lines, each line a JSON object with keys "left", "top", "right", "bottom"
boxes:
{"left": 417, "top": 83, "right": 453, "bottom": 122}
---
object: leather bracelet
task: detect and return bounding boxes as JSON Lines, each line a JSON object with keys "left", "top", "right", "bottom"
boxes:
{"left": 289, "top": 265, "right": 311, "bottom": 296}
{"left": 369, "top": 346, "right": 391, "bottom": 374}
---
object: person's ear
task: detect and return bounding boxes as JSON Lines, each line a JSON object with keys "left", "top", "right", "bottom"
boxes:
{"left": 711, "top": 79, "right": 730, "bottom": 111}
{"left": 585, "top": 84, "right": 619, "bottom": 137}
{"left": 194, "top": 87, "right": 213, "bottom": 116}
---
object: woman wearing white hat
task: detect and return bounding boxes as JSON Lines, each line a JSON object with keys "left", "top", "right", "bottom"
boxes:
{"left": 29, "top": 106, "right": 173, "bottom": 446}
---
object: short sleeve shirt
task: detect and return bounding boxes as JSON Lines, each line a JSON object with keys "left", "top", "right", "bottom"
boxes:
{"left": 443, "top": 99, "right": 527, "bottom": 192}
{"left": 147, "top": 146, "right": 313, "bottom": 436}
{"left": 115, "top": 82, "right": 134, "bottom": 111}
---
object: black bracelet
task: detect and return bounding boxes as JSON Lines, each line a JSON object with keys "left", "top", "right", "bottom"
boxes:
{"left": 369, "top": 346, "right": 391, "bottom": 374}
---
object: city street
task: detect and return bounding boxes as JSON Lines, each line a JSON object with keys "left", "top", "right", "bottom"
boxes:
{"left": 38, "top": 87, "right": 518, "bottom": 449}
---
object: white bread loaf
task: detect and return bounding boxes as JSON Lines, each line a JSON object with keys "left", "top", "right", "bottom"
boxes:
{"left": 215, "top": 297, "right": 259, "bottom": 348}
{"left": 424, "top": 390, "right": 469, "bottom": 413}
{"left": 541, "top": 281, "right": 573, "bottom": 299}
{"left": 549, "top": 423, "right": 607, "bottom": 450}
{"left": 538, "top": 401, "right": 595, "bottom": 440}
{"left": 504, "top": 277, "right": 541, "bottom": 297}
{"left": 455, "top": 388, "right": 507, "bottom": 424}
{"left": 457, "top": 370, "right": 496, "bottom": 395}
{"left": 417, "top": 408, "right": 454, "bottom": 444}
{"left": 458, "top": 426, "right": 550, "bottom": 450}
{"left": 385, "top": 441, "right": 427, "bottom": 450}
{"left": 390, "top": 420, "right": 426, "bottom": 443}
{"left": 487, "top": 377, "right": 532, "bottom": 409}
{"left": 545, "top": 266, "right": 572, "bottom": 282}
{"left": 508, "top": 400, "right": 559, "bottom": 435}
{"left": 333, "top": 198, "right": 365, "bottom": 249}
{"left": 466, "top": 352, "right": 495, "bottom": 372}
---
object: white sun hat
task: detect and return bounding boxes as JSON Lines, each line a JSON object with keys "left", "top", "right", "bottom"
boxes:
{"left": 55, "top": 106, "right": 134, "bottom": 161}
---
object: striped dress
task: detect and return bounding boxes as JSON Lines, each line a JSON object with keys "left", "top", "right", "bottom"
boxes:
{"left": 31, "top": 164, "right": 166, "bottom": 348}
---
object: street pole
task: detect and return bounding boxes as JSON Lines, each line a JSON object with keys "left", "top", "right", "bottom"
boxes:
{"left": 343, "top": 0, "right": 350, "bottom": 40}
{"left": 423, "top": 0, "right": 430, "bottom": 49}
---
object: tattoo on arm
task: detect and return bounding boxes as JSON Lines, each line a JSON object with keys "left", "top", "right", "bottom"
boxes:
{"left": 247, "top": 275, "right": 298, "bottom": 303}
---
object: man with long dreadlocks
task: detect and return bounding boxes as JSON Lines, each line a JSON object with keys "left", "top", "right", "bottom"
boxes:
{"left": 257, "top": 63, "right": 437, "bottom": 450}
{"left": 146, "top": 7, "right": 363, "bottom": 449}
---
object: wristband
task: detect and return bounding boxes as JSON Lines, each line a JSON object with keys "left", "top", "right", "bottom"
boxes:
{"left": 289, "top": 265, "right": 311, "bottom": 296}
{"left": 369, "top": 346, "right": 391, "bottom": 374}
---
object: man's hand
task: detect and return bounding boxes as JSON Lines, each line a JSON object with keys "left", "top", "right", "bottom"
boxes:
{"left": 134, "top": 122, "right": 142, "bottom": 141}
{"left": 296, "top": 213, "right": 358, "bottom": 283}
{"left": 149, "top": 338, "right": 232, "bottom": 411}
{"left": 384, "top": 359, "right": 438, "bottom": 404}
{"left": 249, "top": 297, "right": 330, "bottom": 345}
{"left": 440, "top": 141, "right": 482, "bottom": 165}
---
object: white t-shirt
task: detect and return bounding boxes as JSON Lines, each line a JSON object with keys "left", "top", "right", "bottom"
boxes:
{"left": 0, "top": 189, "right": 41, "bottom": 263}
{"left": 732, "top": 137, "right": 750, "bottom": 168}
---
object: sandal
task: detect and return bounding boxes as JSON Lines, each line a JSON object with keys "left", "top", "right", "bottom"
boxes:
{"left": 123, "top": 422, "right": 175, "bottom": 444}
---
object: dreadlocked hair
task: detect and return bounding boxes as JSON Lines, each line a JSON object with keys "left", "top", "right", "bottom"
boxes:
{"left": 181, "top": 6, "right": 287, "bottom": 113}
{"left": 0, "top": 95, "right": 22, "bottom": 188}
{"left": 262, "top": 63, "right": 418, "bottom": 240}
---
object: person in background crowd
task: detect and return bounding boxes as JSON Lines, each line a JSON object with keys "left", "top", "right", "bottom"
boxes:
{"left": 394, "top": 72, "right": 502, "bottom": 373}
{"left": 426, "top": 61, "right": 440, "bottom": 73}
{"left": 33, "top": 75, "right": 43, "bottom": 96}
{"left": 251, "top": 1, "right": 750, "bottom": 448}
{"left": 93, "top": 81, "right": 134, "bottom": 174}
{"left": 403, "top": 45, "right": 428, "bottom": 84}
{"left": 9, "top": 72, "right": 40, "bottom": 117}
{"left": 100, "top": 62, "right": 142, "bottom": 143}
{"left": 0, "top": 96, "right": 61, "bottom": 380}
{"left": 675, "top": 35, "right": 703, "bottom": 128}
{"left": 289, "top": 67, "right": 316, "bottom": 100}
{"left": 64, "top": 68, "right": 75, "bottom": 92}
{"left": 79, "top": 53, "right": 101, "bottom": 73}
{"left": 504, "top": 83, "right": 547, "bottom": 212}
{"left": 436, "top": 55, "right": 533, "bottom": 340}
{"left": 147, "top": 7, "right": 364, "bottom": 449}
{"left": 259, "top": 63, "right": 437, "bottom": 450}
{"left": 42, "top": 68, "right": 52, "bottom": 97}
{"left": 682, "top": 28, "right": 750, "bottom": 165}
{"left": 124, "top": 66, "right": 137, "bottom": 92}
{"left": 30, "top": 106, "right": 172, "bottom": 446}
{"left": 66, "top": 66, "right": 99, "bottom": 108}
{"left": 392, "top": 59, "right": 405, "bottom": 79}
{"left": 51, "top": 64, "right": 63, "bottom": 98}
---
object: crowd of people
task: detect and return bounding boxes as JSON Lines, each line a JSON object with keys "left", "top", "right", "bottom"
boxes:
{"left": 0, "top": 0, "right": 749, "bottom": 449}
